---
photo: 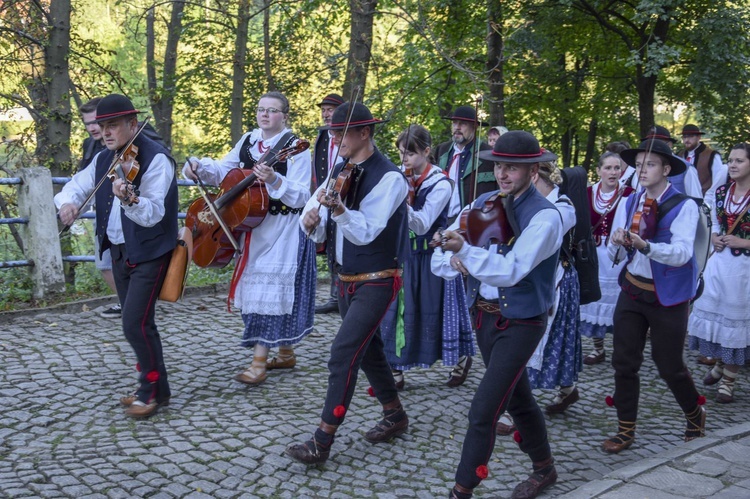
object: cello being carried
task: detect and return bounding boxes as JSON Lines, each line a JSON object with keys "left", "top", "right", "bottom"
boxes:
{"left": 185, "top": 138, "right": 309, "bottom": 268}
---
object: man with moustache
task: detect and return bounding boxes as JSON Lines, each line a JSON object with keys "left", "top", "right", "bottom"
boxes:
{"left": 55, "top": 94, "right": 177, "bottom": 418}
{"left": 434, "top": 106, "right": 495, "bottom": 222}
{"left": 679, "top": 124, "right": 727, "bottom": 198}
{"left": 312, "top": 93, "right": 343, "bottom": 314}
{"left": 433, "top": 105, "right": 494, "bottom": 387}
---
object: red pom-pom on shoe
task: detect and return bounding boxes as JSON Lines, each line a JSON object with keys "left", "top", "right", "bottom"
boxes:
{"left": 135, "top": 362, "right": 141, "bottom": 372}
{"left": 513, "top": 431, "right": 522, "bottom": 443}
{"left": 367, "top": 386, "right": 375, "bottom": 397}
{"left": 146, "top": 370, "right": 160, "bottom": 383}
{"left": 333, "top": 405, "right": 346, "bottom": 418}
{"left": 605, "top": 395, "right": 615, "bottom": 407}
{"left": 475, "top": 465, "right": 489, "bottom": 479}
{"left": 697, "top": 395, "right": 706, "bottom": 406}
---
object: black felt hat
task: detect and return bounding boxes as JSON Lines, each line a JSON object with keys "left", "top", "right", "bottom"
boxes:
{"left": 477, "top": 130, "right": 558, "bottom": 164}
{"left": 642, "top": 125, "right": 677, "bottom": 144}
{"left": 318, "top": 102, "right": 388, "bottom": 131}
{"left": 318, "top": 94, "right": 344, "bottom": 107}
{"left": 443, "top": 105, "right": 488, "bottom": 127}
{"left": 681, "top": 124, "right": 706, "bottom": 136}
{"left": 620, "top": 139, "right": 687, "bottom": 177}
{"left": 94, "top": 94, "right": 141, "bottom": 123}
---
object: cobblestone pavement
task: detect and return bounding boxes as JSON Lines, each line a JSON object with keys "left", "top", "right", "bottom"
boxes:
{"left": 2, "top": 286, "right": 750, "bottom": 498}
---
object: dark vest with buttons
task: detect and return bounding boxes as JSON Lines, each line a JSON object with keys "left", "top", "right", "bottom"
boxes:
{"left": 313, "top": 130, "right": 335, "bottom": 191}
{"left": 466, "top": 185, "right": 560, "bottom": 319}
{"left": 334, "top": 149, "right": 409, "bottom": 274}
{"left": 94, "top": 134, "right": 178, "bottom": 264}
{"left": 238, "top": 132, "right": 302, "bottom": 216}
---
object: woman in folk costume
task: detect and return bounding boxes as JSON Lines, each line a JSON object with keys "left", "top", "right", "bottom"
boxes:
{"left": 579, "top": 152, "right": 634, "bottom": 364}
{"left": 381, "top": 124, "right": 474, "bottom": 389}
{"left": 495, "top": 160, "right": 580, "bottom": 436}
{"left": 689, "top": 143, "right": 750, "bottom": 403}
{"left": 184, "top": 91, "right": 315, "bottom": 385}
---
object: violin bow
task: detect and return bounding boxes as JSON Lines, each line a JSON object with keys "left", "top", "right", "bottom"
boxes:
{"left": 307, "top": 85, "right": 361, "bottom": 238}
{"left": 471, "top": 94, "right": 484, "bottom": 204}
{"left": 186, "top": 157, "right": 241, "bottom": 253}
{"left": 59, "top": 116, "right": 152, "bottom": 236}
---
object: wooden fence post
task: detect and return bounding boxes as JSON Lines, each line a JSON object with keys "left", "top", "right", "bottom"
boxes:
{"left": 18, "top": 167, "right": 65, "bottom": 299}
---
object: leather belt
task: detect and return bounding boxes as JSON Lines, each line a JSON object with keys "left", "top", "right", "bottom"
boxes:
{"left": 338, "top": 269, "right": 402, "bottom": 282}
{"left": 625, "top": 271, "right": 655, "bottom": 292}
{"left": 476, "top": 299, "right": 502, "bottom": 315}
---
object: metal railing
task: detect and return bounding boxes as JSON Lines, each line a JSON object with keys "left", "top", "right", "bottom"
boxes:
{"left": 0, "top": 175, "right": 197, "bottom": 269}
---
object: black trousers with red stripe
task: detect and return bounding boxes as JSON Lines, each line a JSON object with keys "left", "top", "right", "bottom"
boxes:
{"left": 320, "top": 277, "right": 401, "bottom": 426}
{"left": 455, "top": 310, "right": 551, "bottom": 490}
{"left": 611, "top": 281, "right": 699, "bottom": 422}
{"left": 111, "top": 244, "right": 172, "bottom": 404}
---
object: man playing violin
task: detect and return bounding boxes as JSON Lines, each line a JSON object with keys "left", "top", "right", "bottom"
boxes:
{"left": 55, "top": 93, "right": 178, "bottom": 418}
{"left": 603, "top": 139, "right": 704, "bottom": 453}
{"left": 290, "top": 101, "right": 410, "bottom": 465}
{"left": 432, "top": 131, "right": 563, "bottom": 499}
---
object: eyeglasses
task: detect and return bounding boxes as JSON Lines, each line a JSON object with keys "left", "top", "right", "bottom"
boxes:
{"left": 256, "top": 107, "right": 282, "bottom": 114}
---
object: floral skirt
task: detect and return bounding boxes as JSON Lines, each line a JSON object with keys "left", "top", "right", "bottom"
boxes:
{"left": 528, "top": 265, "right": 582, "bottom": 389}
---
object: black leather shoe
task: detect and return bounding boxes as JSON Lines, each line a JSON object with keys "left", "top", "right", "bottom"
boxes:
{"left": 511, "top": 466, "right": 557, "bottom": 499}
{"left": 364, "top": 410, "right": 409, "bottom": 443}
{"left": 285, "top": 438, "right": 331, "bottom": 465}
{"left": 315, "top": 299, "right": 339, "bottom": 314}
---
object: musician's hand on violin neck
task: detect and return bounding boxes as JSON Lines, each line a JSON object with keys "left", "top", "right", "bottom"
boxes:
{"left": 317, "top": 189, "right": 345, "bottom": 216}
{"left": 439, "top": 230, "right": 465, "bottom": 253}
{"left": 253, "top": 162, "right": 277, "bottom": 184}
{"left": 58, "top": 203, "right": 79, "bottom": 226}
{"left": 302, "top": 207, "right": 321, "bottom": 232}
{"left": 610, "top": 228, "right": 629, "bottom": 247}
{"left": 112, "top": 178, "right": 139, "bottom": 206}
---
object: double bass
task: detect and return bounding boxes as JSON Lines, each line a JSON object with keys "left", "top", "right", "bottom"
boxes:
{"left": 186, "top": 140, "right": 310, "bottom": 268}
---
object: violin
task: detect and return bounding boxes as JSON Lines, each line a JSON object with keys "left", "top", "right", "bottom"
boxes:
{"left": 404, "top": 166, "right": 415, "bottom": 205}
{"left": 323, "top": 161, "right": 358, "bottom": 208}
{"left": 628, "top": 197, "right": 657, "bottom": 242}
{"left": 186, "top": 139, "right": 310, "bottom": 268}
{"left": 431, "top": 192, "right": 515, "bottom": 249}
{"left": 108, "top": 142, "right": 140, "bottom": 206}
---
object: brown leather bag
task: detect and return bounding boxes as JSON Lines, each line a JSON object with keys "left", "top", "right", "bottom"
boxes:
{"left": 159, "top": 227, "right": 193, "bottom": 302}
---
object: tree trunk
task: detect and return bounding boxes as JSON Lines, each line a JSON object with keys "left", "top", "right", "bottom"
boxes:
{"left": 263, "top": 0, "right": 276, "bottom": 92}
{"left": 343, "top": 0, "right": 378, "bottom": 101}
{"left": 231, "top": 0, "right": 251, "bottom": 144}
{"left": 486, "top": 0, "right": 504, "bottom": 126}
{"left": 146, "top": 1, "right": 185, "bottom": 148}
{"left": 584, "top": 119, "right": 598, "bottom": 171}
{"left": 42, "top": 0, "right": 72, "bottom": 176}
